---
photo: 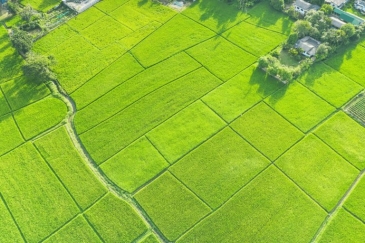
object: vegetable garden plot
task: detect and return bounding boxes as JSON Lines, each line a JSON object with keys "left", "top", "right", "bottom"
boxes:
{"left": 318, "top": 209, "right": 365, "bottom": 243}
{"left": 344, "top": 175, "right": 365, "bottom": 221}
{"left": 67, "top": 7, "right": 105, "bottom": 32}
{"left": 314, "top": 112, "right": 365, "bottom": 169}
{"left": 84, "top": 193, "right": 148, "bottom": 242}
{"left": 345, "top": 93, "right": 365, "bottom": 125}
{"left": 0, "top": 143, "right": 79, "bottom": 242}
{"left": 275, "top": 134, "right": 358, "bottom": 211}
{"left": 182, "top": 0, "right": 250, "bottom": 33}
{"left": 177, "top": 166, "right": 326, "bottom": 242}
{"left": 1, "top": 76, "right": 50, "bottom": 110}
{"left": 298, "top": 62, "right": 362, "bottom": 108}
{"left": 231, "top": 102, "right": 303, "bottom": 160}
{"left": 325, "top": 45, "right": 365, "bottom": 88}
{"left": 131, "top": 14, "right": 215, "bottom": 67}
{"left": 34, "top": 127, "right": 107, "bottom": 210}
{"left": 44, "top": 215, "right": 101, "bottom": 243}
{"left": 80, "top": 67, "right": 221, "bottom": 164}
{"left": 81, "top": 15, "right": 132, "bottom": 49}
{"left": 186, "top": 36, "right": 256, "bottom": 81}
{"left": 13, "top": 97, "right": 67, "bottom": 140}
{"left": 71, "top": 52, "right": 144, "bottom": 110}
{"left": 222, "top": 21, "right": 286, "bottom": 57}
{"left": 170, "top": 127, "right": 270, "bottom": 209}
{"left": 0, "top": 114, "right": 24, "bottom": 156}
{"left": 101, "top": 137, "right": 169, "bottom": 193}
{"left": 202, "top": 64, "right": 283, "bottom": 122}
{"left": 147, "top": 101, "right": 226, "bottom": 163}
{"left": 34, "top": 25, "right": 77, "bottom": 53}
{"left": 245, "top": 1, "right": 293, "bottom": 35}
{"left": 0, "top": 196, "right": 23, "bottom": 243}
{"left": 135, "top": 172, "right": 211, "bottom": 241}
{"left": 265, "top": 82, "right": 335, "bottom": 132}
{"left": 75, "top": 52, "right": 200, "bottom": 133}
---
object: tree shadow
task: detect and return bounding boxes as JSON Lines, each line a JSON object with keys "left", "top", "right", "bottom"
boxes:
{"left": 323, "top": 40, "right": 359, "bottom": 71}
{"left": 138, "top": 0, "right": 148, "bottom": 7}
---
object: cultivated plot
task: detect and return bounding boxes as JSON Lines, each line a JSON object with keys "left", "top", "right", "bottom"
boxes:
{"left": 34, "top": 126, "right": 107, "bottom": 210}
{"left": 344, "top": 175, "right": 365, "bottom": 221}
{"left": 95, "top": 0, "right": 129, "bottom": 13}
{"left": 170, "top": 127, "right": 270, "bottom": 208}
{"left": 318, "top": 209, "right": 365, "bottom": 243}
{"left": 135, "top": 172, "right": 211, "bottom": 241}
{"left": 298, "top": 62, "right": 363, "bottom": 108}
{"left": 20, "top": 0, "right": 59, "bottom": 11}
{"left": 85, "top": 193, "right": 148, "bottom": 242}
{"left": 0, "top": 143, "right": 79, "bottom": 242}
{"left": 314, "top": 112, "right": 365, "bottom": 169}
{"left": 186, "top": 36, "right": 256, "bottom": 81}
{"left": 131, "top": 14, "right": 215, "bottom": 67}
{"left": 222, "top": 21, "right": 286, "bottom": 57}
{"left": 0, "top": 89, "right": 10, "bottom": 116}
{"left": 231, "top": 102, "right": 303, "bottom": 160}
{"left": 147, "top": 101, "right": 226, "bottom": 163}
{"left": 110, "top": 4, "right": 153, "bottom": 30}
{"left": 67, "top": 7, "right": 105, "bottom": 32}
{"left": 0, "top": 114, "right": 24, "bottom": 156}
{"left": 265, "top": 82, "right": 335, "bottom": 132}
{"left": 177, "top": 166, "right": 326, "bottom": 242}
{"left": 101, "top": 137, "right": 169, "bottom": 193}
{"left": 275, "top": 134, "right": 358, "bottom": 211}
{"left": 202, "top": 64, "right": 283, "bottom": 122}
{"left": 0, "top": 195, "right": 23, "bottom": 243}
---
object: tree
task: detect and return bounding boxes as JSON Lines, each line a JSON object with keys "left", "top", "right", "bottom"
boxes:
{"left": 10, "top": 27, "right": 33, "bottom": 54}
{"left": 270, "top": 0, "right": 284, "bottom": 11}
{"left": 341, "top": 23, "right": 356, "bottom": 38}
{"left": 294, "top": 20, "right": 312, "bottom": 37}
{"left": 22, "top": 52, "right": 56, "bottom": 83}
{"left": 20, "top": 4, "right": 34, "bottom": 22}
{"left": 315, "top": 43, "right": 331, "bottom": 60}
{"left": 320, "top": 4, "right": 333, "bottom": 15}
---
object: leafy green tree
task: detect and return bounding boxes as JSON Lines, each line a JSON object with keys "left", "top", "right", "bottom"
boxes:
{"left": 270, "top": 0, "right": 284, "bottom": 11}
{"left": 22, "top": 52, "right": 56, "bottom": 83}
{"left": 294, "top": 20, "right": 312, "bottom": 37}
{"left": 20, "top": 4, "right": 34, "bottom": 22}
{"left": 10, "top": 27, "right": 33, "bottom": 54}
{"left": 320, "top": 4, "right": 333, "bottom": 15}
{"left": 315, "top": 43, "right": 331, "bottom": 60}
{"left": 341, "top": 23, "right": 356, "bottom": 38}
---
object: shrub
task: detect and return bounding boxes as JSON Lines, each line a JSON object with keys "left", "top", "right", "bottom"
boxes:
{"left": 10, "top": 27, "right": 33, "bottom": 54}
{"left": 22, "top": 52, "right": 56, "bottom": 83}
{"left": 270, "top": 0, "right": 284, "bottom": 11}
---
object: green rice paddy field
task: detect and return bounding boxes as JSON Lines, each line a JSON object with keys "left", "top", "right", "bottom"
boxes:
{"left": 1, "top": 0, "right": 365, "bottom": 241}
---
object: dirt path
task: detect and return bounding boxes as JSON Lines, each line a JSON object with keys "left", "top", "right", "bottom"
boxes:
{"left": 48, "top": 80, "right": 168, "bottom": 243}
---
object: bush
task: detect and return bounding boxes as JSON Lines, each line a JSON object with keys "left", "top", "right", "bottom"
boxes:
{"left": 10, "top": 27, "right": 33, "bottom": 54}
{"left": 22, "top": 52, "right": 56, "bottom": 83}
{"left": 315, "top": 43, "right": 330, "bottom": 60}
{"left": 270, "top": 0, "right": 284, "bottom": 11}
{"left": 320, "top": 4, "right": 333, "bottom": 15}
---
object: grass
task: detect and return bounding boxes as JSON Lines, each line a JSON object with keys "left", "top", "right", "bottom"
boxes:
{"left": 67, "top": 7, "right": 105, "bottom": 32}
{"left": 80, "top": 67, "right": 221, "bottom": 164}
{"left": 135, "top": 172, "right": 211, "bottom": 241}
{"left": 0, "top": 143, "right": 79, "bottom": 242}
{"left": 182, "top": 0, "right": 250, "bottom": 33}
{"left": 186, "top": 36, "right": 256, "bottom": 81}
{"left": 147, "top": 101, "right": 226, "bottom": 163}
{"left": 1, "top": 76, "right": 50, "bottom": 110}
{"left": 131, "top": 14, "right": 215, "bottom": 67}
{"left": 275, "top": 134, "right": 359, "bottom": 211}
{"left": 34, "top": 126, "right": 107, "bottom": 210}
{"left": 44, "top": 215, "right": 101, "bottom": 243}
{"left": 0, "top": 114, "right": 24, "bottom": 156}
{"left": 0, "top": 196, "right": 23, "bottom": 243}
{"left": 222, "top": 21, "right": 286, "bottom": 57}
{"left": 100, "top": 137, "right": 169, "bottom": 193}
{"left": 85, "top": 193, "right": 147, "bottom": 242}
{"left": 245, "top": 0, "right": 293, "bottom": 35}
{"left": 344, "top": 175, "right": 365, "bottom": 222}
{"left": 13, "top": 97, "right": 67, "bottom": 139}
{"left": 81, "top": 15, "right": 132, "bottom": 49}
{"left": 0, "top": 89, "right": 10, "bottom": 116}
{"left": 265, "top": 82, "right": 336, "bottom": 132}
{"left": 318, "top": 209, "right": 365, "bottom": 243}
{"left": 231, "top": 102, "right": 303, "bottom": 160}
{"left": 74, "top": 52, "right": 200, "bottom": 133}
{"left": 177, "top": 166, "right": 326, "bottom": 242}
{"left": 71, "top": 53, "right": 144, "bottom": 110}
{"left": 298, "top": 62, "right": 363, "bottom": 108}
{"left": 202, "top": 64, "right": 283, "bottom": 122}
{"left": 325, "top": 44, "right": 365, "bottom": 88}
{"left": 314, "top": 112, "right": 365, "bottom": 170}
{"left": 21, "top": 0, "right": 59, "bottom": 11}
{"left": 170, "top": 127, "right": 270, "bottom": 209}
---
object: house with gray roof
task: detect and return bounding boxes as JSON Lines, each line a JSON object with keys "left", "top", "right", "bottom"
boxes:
{"left": 293, "top": 0, "right": 320, "bottom": 15}
{"left": 325, "top": 0, "right": 348, "bottom": 8}
{"left": 295, "top": 36, "right": 321, "bottom": 57}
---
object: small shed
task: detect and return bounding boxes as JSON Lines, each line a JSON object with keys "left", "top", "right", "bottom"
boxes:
{"left": 293, "top": 0, "right": 320, "bottom": 15}
{"left": 330, "top": 16, "right": 346, "bottom": 28}
{"left": 334, "top": 7, "right": 365, "bottom": 25}
{"left": 295, "top": 36, "right": 321, "bottom": 57}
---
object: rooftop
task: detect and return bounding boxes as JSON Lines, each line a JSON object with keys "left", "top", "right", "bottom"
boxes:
{"left": 334, "top": 7, "right": 365, "bottom": 25}
{"left": 295, "top": 36, "right": 321, "bottom": 57}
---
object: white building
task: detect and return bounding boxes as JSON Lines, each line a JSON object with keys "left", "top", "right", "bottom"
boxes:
{"left": 293, "top": 0, "right": 320, "bottom": 15}
{"left": 62, "top": 0, "right": 99, "bottom": 13}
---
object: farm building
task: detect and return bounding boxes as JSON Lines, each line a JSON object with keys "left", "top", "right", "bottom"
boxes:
{"left": 293, "top": 0, "right": 320, "bottom": 15}
{"left": 334, "top": 7, "right": 365, "bottom": 25}
{"left": 62, "top": 0, "right": 99, "bottom": 13}
{"left": 295, "top": 36, "right": 321, "bottom": 57}
{"left": 330, "top": 16, "right": 346, "bottom": 28}
{"left": 325, "top": 0, "right": 348, "bottom": 8}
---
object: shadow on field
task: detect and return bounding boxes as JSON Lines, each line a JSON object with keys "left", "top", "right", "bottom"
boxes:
{"left": 323, "top": 41, "right": 359, "bottom": 71}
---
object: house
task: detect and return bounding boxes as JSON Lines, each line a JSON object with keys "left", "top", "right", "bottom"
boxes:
{"left": 293, "top": 0, "right": 320, "bottom": 15}
{"left": 354, "top": 0, "right": 365, "bottom": 13}
{"left": 295, "top": 36, "right": 321, "bottom": 57}
{"left": 334, "top": 7, "right": 365, "bottom": 25}
{"left": 325, "top": 0, "right": 348, "bottom": 9}
{"left": 330, "top": 16, "right": 346, "bottom": 28}
{"left": 62, "top": 0, "right": 99, "bottom": 13}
